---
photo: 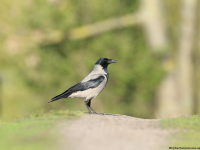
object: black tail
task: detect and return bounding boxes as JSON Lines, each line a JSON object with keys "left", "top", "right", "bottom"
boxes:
{"left": 48, "top": 82, "right": 82, "bottom": 103}
{"left": 48, "top": 91, "right": 71, "bottom": 103}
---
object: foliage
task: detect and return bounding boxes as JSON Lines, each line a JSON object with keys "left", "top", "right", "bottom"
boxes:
{"left": 0, "top": 0, "right": 166, "bottom": 119}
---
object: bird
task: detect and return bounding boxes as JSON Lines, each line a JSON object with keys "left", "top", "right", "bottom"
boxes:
{"left": 48, "top": 58, "right": 117, "bottom": 114}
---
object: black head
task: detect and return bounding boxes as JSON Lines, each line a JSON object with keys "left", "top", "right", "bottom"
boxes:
{"left": 95, "top": 58, "right": 117, "bottom": 68}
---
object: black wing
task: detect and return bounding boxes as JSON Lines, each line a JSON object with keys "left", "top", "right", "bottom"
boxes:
{"left": 48, "top": 76, "right": 105, "bottom": 103}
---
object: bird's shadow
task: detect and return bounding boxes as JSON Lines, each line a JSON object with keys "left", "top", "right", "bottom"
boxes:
{"left": 84, "top": 112, "right": 119, "bottom": 116}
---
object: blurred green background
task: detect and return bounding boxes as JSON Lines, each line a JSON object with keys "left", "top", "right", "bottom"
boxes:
{"left": 1, "top": 0, "right": 198, "bottom": 120}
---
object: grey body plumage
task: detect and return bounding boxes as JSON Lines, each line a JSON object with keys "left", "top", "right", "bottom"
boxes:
{"left": 48, "top": 58, "right": 117, "bottom": 113}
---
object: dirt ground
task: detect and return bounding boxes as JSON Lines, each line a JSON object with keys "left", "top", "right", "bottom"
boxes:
{"left": 59, "top": 114, "right": 177, "bottom": 150}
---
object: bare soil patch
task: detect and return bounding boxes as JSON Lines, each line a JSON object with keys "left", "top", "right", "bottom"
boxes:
{"left": 59, "top": 114, "right": 177, "bottom": 150}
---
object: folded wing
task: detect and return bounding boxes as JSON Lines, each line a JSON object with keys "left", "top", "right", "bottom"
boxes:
{"left": 48, "top": 76, "right": 105, "bottom": 103}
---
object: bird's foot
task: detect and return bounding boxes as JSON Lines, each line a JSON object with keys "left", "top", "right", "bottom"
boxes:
{"left": 84, "top": 111, "right": 98, "bottom": 114}
{"left": 96, "top": 113, "right": 105, "bottom": 115}
{"left": 92, "top": 111, "right": 97, "bottom": 114}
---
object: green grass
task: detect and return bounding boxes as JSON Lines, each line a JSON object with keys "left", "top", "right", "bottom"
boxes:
{"left": 162, "top": 115, "right": 200, "bottom": 147}
{"left": 0, "top": 110, "right": 84, "bottom": 150}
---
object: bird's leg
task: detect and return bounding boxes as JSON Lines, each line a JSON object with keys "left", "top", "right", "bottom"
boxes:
{"left": 87, "top": 99, "right": 97, "bottom": 114}
{"left": 84, "top": 100, "right": 92, "bottom": 114}
{"left": 89, "top": 106, "right": 97, "bottom": 114}
{"left": 85, "top": 99, "right": 97, "bottom": 114}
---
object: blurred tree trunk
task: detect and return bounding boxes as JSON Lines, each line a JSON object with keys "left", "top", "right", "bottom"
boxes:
{"left": 156, "top": 0, "right": 197, "bottom": 118}
{"left": 139, "top": 0, "right": 167, "bottom": 51}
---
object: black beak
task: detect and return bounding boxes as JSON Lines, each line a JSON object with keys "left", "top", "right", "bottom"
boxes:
{"left": 107, "top": 59, "right": 117, "bottom": 64}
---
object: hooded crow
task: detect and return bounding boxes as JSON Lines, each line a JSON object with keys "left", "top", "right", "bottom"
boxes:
{"left": 48, "top": 58, "right": 117, "bottom": 114}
